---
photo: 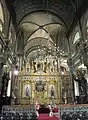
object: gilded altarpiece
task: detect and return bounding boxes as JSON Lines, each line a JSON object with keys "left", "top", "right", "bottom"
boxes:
{"left": 18, "top": 61, "right": 61, "bottom": 104}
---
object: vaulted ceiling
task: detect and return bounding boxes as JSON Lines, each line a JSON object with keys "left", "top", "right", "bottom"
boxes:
{"left": 6, "top": 0, "right": 87, "bottom": 29}
{"left": 5, "top": 0, "right": 88, "bottom": 61}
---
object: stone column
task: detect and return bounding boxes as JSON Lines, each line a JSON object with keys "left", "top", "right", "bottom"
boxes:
{"left": 66, "top": 35, "right": 75, "bottom": 103}
{"left": 14, "top": 75, "right": 20, "bottom": 105}
{"left": 0, "top": 55, "right": 6, "bottom": 95}
{"left": 18, "top": 56, "right": 23, "bottom": 71}
{"left": 10, "top": 64, "right": 15, "bottom": 104}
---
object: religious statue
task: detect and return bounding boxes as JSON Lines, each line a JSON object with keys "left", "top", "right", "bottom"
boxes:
{"left": 24, "top": 85, "right": 30, "bottom": 97}
{"left": 33, "top": 61, "right": 36, "bottom": 73}
{"left": 44, "top": 62, "right": 47, "bottom": 73}
{"left": 37, "top": 62, "right": 43, "bottom": 71}
{"left": 74, "top": 70, "right": 87, "bottom": 103}
{"left": 50, "top": 86, "right": 55, "bottom": 98}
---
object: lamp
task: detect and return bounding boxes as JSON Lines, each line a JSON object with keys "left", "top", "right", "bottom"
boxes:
{"left": 14, "top": 66, "right": 19, "bottom": 75}
{"left": 61, "top": 71, "right": 64, "bottom": 75}
{"left": 54, "top": 61, "right": 57, "bottom": 65}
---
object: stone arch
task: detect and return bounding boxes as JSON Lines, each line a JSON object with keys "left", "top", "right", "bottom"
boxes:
{"left": 0, "top": 2, "right": 4, "bottom": 32}
{"left": 81, "top": 9, "right": 88, "bottom": 41}
{"left": 0, "top": 3, "right": 4, "bottom": 23}
{"left": 0, "top": 0, "right": 10, "bottom": 37}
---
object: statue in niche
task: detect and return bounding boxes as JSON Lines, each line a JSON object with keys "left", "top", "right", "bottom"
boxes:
{"left": 38, "top": 63, "right": 43, "bottom": 71}
{"left": 74, "top": 70, "right": 87, "bottom": 103}
{"left": 33, "top": 61, "right": 36, "bottom": 73}
{"left": 48, "top": 62, "right": 53, "bottom": 72}
{"left": 29, "top": 61, "right": 32, "bottom": 71}
{"left": 26, "top": 86, "right": 29, "bottom": 96}
{"left": 37, "top": 63, "right": 41, "bottom": 71}
{"left": 51, "top": 68, "right": 53, "bottom": 72}
{"left": 24, "top": 85, "right": 30, "bottom": 97}
{"left": 62, "top": 89, "right": 68, "bottom": 104}
{"left": 50, "top": 86, "right": 55, "bottom": 98}
{"left": 48, "top": 62, "right": 50, "bottom": 71}
{"left": 44, "top": 62, "right": 47, "bottom": 73}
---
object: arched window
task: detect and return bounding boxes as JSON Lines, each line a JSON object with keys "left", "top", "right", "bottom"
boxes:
{"left": 71, "top": 29, "right": 81, "bottom": 57}
{"left": 86, "top": 20, "right": 88, "bottom": 36}
{"left": 73, "top": 32, "right": 80, "bottom": 44}
{"left": 0, "top": 21, "right": 3, "bottom": 32}
{"left": 0, "top": 3, "right": 4, "bottom": 23}
{"left": 9, "top": 31, "right": 12, "bottom": 43}
{"left": 0, "top": 3, "right": 4, "bottom": 32}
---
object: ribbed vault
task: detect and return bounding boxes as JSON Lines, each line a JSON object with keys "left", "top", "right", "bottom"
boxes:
{"left": 19, "top": 12, "right": 66, "bottom": 59}
{"left": 5, "top": 0, "right": 87, "bottom": 61}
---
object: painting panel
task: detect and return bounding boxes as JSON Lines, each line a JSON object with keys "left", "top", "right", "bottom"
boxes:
{"left": 23, "top": 84, "right": 31, "bottom": 98}
{"left": 48, "top": 84, "right": 55, "bottom": 98}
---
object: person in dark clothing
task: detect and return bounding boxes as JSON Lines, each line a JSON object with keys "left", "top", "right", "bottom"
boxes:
{"left": 1, "top": 72, "right": 10, "bottom": 97}
{"left": 38, "top": 105, "right": 50, "bottom": 114}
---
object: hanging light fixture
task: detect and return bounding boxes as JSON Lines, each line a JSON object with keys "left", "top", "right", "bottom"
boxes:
{"left": 54, "top": 61, "right": 57, "bottom": 65}
{"left": 14, "top": 65, "right": 19, "bottom": 75}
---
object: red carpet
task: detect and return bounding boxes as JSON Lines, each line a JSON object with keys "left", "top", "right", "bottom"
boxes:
{"left": 38, "top": 114, "right": 59, "bottom": 120}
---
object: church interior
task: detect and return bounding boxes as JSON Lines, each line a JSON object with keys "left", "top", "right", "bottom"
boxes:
{"left": 0, "top": 0, "right": 88, "bottom": 119}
